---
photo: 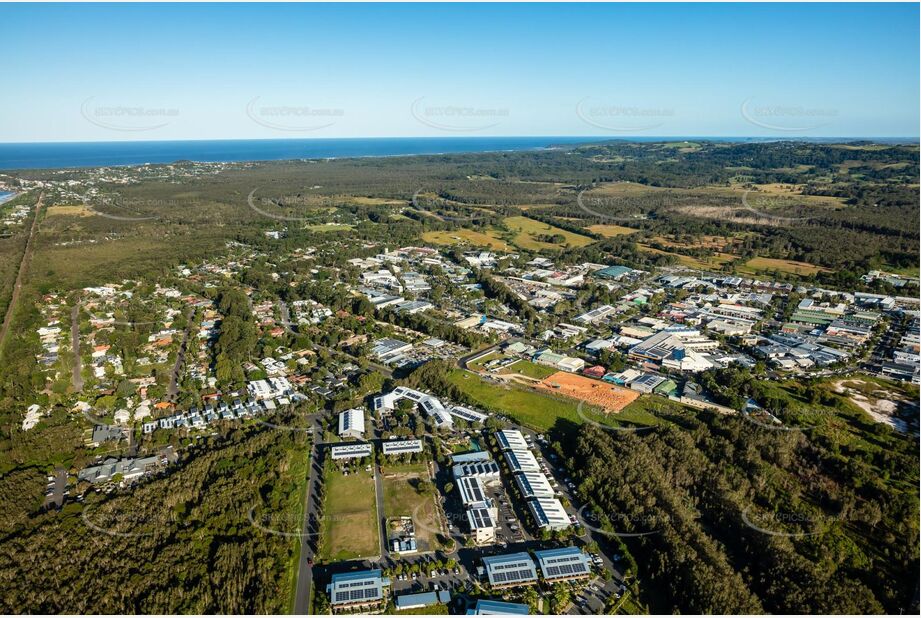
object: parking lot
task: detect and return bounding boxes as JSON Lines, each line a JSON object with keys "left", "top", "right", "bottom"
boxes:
{"left": 388, "top": 558, "right": 473, "bottom": 597}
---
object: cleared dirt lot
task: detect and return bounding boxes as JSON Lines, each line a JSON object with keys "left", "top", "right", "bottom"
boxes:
{"left": 535, "top": 371, "right": 640, "bottom": 412}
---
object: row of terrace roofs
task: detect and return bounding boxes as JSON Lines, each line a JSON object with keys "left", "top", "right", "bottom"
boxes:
{"left": 496, "top": 430, "right": 570, "bottom": 531}
{"left": 142, "top": 393, "right": 304, "bottom": 434}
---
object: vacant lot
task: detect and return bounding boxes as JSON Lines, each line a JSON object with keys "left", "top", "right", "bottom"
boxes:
{"left": 46, "top": 204, "right": 92, "bottom": 217}
{"left": 740, "top": 256, "right": 829, "bottom": 276}
{"left": 306, "top": 223, "right": 354, "bottom": 232}
{"left": 421, "top": 229, "right": 511, "bottom": 251}
{"left": 637, "top": 244, "right": 737, "bottom": 270}
{"left": 446, "top": 369, "right": 653, "bottom": 432}
{"left": 535, "top": 371, "right": 640, "bottom": 412}
{"left": 319, "top": 468, "right": 379, "bottom": 561}
{"left": 497, "top": 359, "right": 559, "bottom": 380}
{"left": 502, "top": 216, "right": 594, "bottom": 251}
{"left": 381, "top": 460, "right": 443, "bottom": 552}
{"left": 587, "top": 223, "right": 639, "bottom": 237}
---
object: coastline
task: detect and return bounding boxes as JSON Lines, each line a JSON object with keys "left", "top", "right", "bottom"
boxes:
{"left": 1, "top": 135, "right": 916, "bottom": 173}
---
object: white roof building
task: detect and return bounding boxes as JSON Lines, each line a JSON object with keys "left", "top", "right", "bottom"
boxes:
{"left": 528, "top": 497, "right": 570, "bottom": 530}
{"left": 504, "top": 448, "right": 541, "bottom": 473}
{"left": 382, "top": 439, "right": 424, "bottom": 455}
{"left": 495, "top": 429, "right": 529, "bottom": 451}
{"left": 514, "top": 471, "right": 555, "bottom": 498}
{"left": 338, "top": 408, "right": 366, "bottom": 440}
{"left": 330, "top": 442, "right": 373, "bottom": 460}
{"left": 457, "top": 475, "right": 489, "bottom": 508}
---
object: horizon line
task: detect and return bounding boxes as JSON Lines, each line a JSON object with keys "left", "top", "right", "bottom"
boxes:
{"left": 1, "top": 135, "right": 919, "bottom": 146}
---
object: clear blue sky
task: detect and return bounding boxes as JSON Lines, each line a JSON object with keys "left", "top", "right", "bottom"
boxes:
{"left": 1, "top": 2, "right": 917, "bottom": 141}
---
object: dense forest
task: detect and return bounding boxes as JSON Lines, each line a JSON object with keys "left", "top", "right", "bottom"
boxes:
{"left": 0, "top": 412, "right": 309, "bottom": 613}
{"left": 565, "top": 391, "right": 919, "bottom": 614}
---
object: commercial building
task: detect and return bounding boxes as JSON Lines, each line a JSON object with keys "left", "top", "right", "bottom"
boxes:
{"left": 467, "top": 505, "right": 498, "bottom": 545}
{"left": 381, "top": 438, "right": 423, "bottom": 456}
{"left": 481, "top": 552, "right": 538, "bottom": 588}
{"left": 466, "top": 599, "right": 530, "bottom": 615}
{"left": 452, "top": 460, "right": 501, "bottom": 483}
{"left": 503, "top": 449, "right": 541, "bottom": 474}
{"left": 330, "top": 442, "right": 373, "bottom": 460}
{"left": 514, "top": 471, "right": 555, "bottom": 499}
{"left": 371, "top": 337, "right": 413, "bottom": 360}
{"left": 528, "top": 496, "right": 571, "bottom": 531}
{"left": 395, "top": 591, "right": 451, "bottom": 611}
{"left": 78, "top": 455, "right": 161, "bottom": 484}
{"left": 327, "top": 569, "right": 390, "bottom": 610}
{"left": 496, "top": 429, "right": 529, "bottom": 451}
{"left": 534, "top": 546, "right": 593, "bottom": 583}
{"left": 457, "top": 475, "right": 489, "bottom": 508}
{"left": 337, "top": 408, "right": 365, "bottom": 440}
{"left": 246, "top": 376, "right": 294, "bottom": 401}
{"left": 373, "top": 386, "right": 454, "bottom": 429}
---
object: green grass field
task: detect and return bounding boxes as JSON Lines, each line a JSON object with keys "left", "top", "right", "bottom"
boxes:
{"left": 381, "top": 459, "right": 443, "bottom": 550}
{"left": 446, "top": 369, "right": 658, "bottom": 432}
{"left": 497, "top": 359, "right": 559, "bottom": 380}
{"left": 502, "top": 216, "right": 595, "bottom": 251}
{"left": 739, "top": 256, "right": 829, "bottom": 276}
{"left": 421, "top": 229, "right": 511, "bottom": 251}
{"left": 586, "top": 223, "right": 640, "bottom": 237}
{"left": 319, "top": 468, "right": 379, "bottom": 562}
{"left": 466, "top": 350, "right": 503, "bottom": 370}
{"left": 306, "top": 223, "right": 354, "bottom": 232}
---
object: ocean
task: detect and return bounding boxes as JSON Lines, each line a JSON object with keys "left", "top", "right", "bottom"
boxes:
{"left": 0, "top": 136, "right": 605, "bottom": 171}
{"left": 0, "top": 136, "right": 912, "bottom": 171}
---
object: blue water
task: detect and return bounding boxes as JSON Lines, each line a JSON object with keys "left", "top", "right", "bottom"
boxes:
{"left": 0, "top": 191, "right": 14, "bottom": 204}
{"left": 0, "top": 136, "right": 913, "bottom": 171}
{"left": 0, "top": 137, "right": 608, "bottom": 171}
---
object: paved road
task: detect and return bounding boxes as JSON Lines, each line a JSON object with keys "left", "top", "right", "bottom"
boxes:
{"left": 70, "top": 302, "right": 84, "bottom": 392}
{"left": 167, "top": 319, "right": 193, "bottom": 402}
{"left": 371, "top": 418, "right": 391, "bottom": 560}
{"left": 293, "top": 413, "right": 324, "bottom": 615}
{"left": 0, "top": 192, "right": 43, "bottom": 353}
{"left": 43, "top": 467, "right": 66, "bottom": 510}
